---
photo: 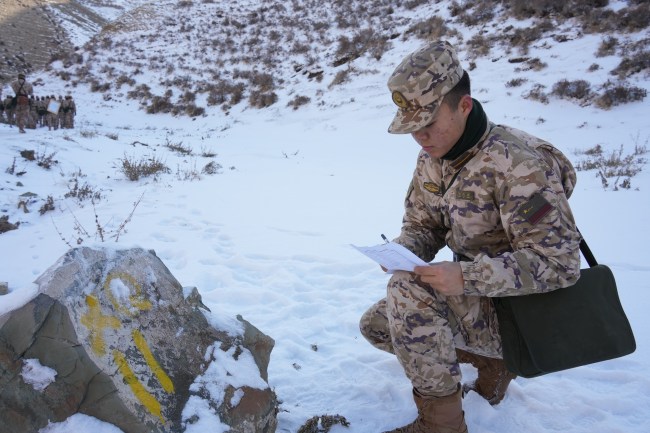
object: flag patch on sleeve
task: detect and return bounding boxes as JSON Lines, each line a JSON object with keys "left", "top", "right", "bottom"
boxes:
{"left": 518, "top": 193, "right": 553, "bottom": 224}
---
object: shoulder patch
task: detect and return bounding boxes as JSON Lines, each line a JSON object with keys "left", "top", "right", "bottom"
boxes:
{"left": 518, "top": 192, "right": 553, "bottom": 224}
{"left": 423, "top": 182, "right": 442, "bottom": 195}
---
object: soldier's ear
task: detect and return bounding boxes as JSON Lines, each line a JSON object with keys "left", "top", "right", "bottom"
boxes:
{"left": 459, "top": 95, "right": 473, "bottom": 117}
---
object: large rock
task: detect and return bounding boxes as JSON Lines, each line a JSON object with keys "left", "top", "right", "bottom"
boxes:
{"left": 0, "top": 247, "right": 278, "bottom": 433}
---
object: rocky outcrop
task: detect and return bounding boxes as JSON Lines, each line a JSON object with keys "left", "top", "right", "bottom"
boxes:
{"left": 0, "top": 0, "right": 106, "bottom": 84}
{"left": 0, "top": 247, "right": 278, "bottom": 433}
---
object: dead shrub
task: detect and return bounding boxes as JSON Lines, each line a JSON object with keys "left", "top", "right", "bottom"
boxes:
{"left": 329, "top": 69, "right": 352, "bottom": 88}
{"left": 146, "top": 95, "right": 174, "bottom": 114}
{"left": 508, "top": 21, "right": 554, "bottom": 53}
{"left": 505, "top": 0, "right": 608, "bottom": 19}
{"left": 248, "top": 90, "right": 278, "bottom": 108}
{"left": 201, "top": 160, "right": 222, "bottom": 175}
{"left": 455, "top": 4, "right": 496, "bottom": 26}
{"left": 65, "top": 172, "right": 102, "bottom": 203}
{"left": 249, "top": 72, "right": 275, "bottom": 92}
{"left": 335, "top": 28, "right": 390, "bottom": 62}
{"left": 119, "top": 154, "right": 170, "bottom": 181}
{"left": 39, "top": 196, "right": 55, "bottom": 215}
{"left": 184, "top": 104, "right": 205, "bottom": 117}
{"left": 595, "top": 82, "right": 647, "bottom": 109}
{"left": 575, "top": 141, "right": 648, "bottom": 190}
{"left": 5, "top": 157, "right": 17, "bottom": 175}
{"left": 404, "top": 0, "right": 428, "bottom": 9}
{"left": 610, "top": 49, "right": 650, "bottom": 79}
{"left": 90, "top": 79, "right": 110, "bottom": 92}
{"left": 551, "top": 79, "right": 593, "bottom": 102}
{"left": 524, "top": 57, "right": 548, "bottom": 71}
{"left": 287, "top": 95, "right": 311, "bottom": 110}
{"left": 180, "top": 90, "right": 196, "bottom": 103}
{"left": 165, "top": 137, "right": 192, "bottom": 155}
{"left": 596, "top": 36, "right": 618, "bottom": 57}
{"left": 506, "top": 78, "right": 528, "bottom": 88}
{"left": 466, "top": 34, "right": 493, "bottom": 57}
{"left": 297, "top": 414, "right": 350, "bottom": 433}
{"left": 616, "top": 3, "right": 650, "bottom": 32}
{"left": 524, "top": 84, "right": 549, "bottom": 104}
{"left": 406, "top": 16, "right": 457, "bottom": 41}
{"left": 127, "top": 83, "right": 152, "bottom": 100}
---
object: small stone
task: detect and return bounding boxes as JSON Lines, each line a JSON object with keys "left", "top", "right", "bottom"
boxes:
{"left": 0, "top": 282, "right": 8, "bottom": 295}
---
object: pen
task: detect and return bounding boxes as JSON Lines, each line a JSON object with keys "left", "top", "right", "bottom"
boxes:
{"left": 381, "top": 234, "right": 389, "bottom": 244}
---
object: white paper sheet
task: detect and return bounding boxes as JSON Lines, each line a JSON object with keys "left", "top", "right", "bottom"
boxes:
{"left": 351, "top": 242, "right": 428, "bottom": 273}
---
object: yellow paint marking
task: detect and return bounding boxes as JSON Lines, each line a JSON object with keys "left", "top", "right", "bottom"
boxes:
{"left": 133, "top": 329, "right": 175, "bottom": 393}
{"left": 114, "top": 350, "right": 165, "bottom": 423}
{"left": 80, "top": 295, "right": 121, "bottom": 356}
{"left": 104, "top": 272, "right": 153, "bottom": 315}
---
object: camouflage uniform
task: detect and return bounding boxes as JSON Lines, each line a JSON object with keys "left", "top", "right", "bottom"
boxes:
{"left": 27, "top": 96, "right": 38, "bottom": 129}
{"left": 360, "top": 41, "right": 581, "bottom": 398}
{"left": 46, "top": 95, "right": 58, "bottom": 130}
{"left": 56, "top": 96, "right": 65, "bottom": 129}
{"left": 36, "top": 97, "right": 47, "bottom": 127}
{"left": 4, "top": 96, "right": 16, "bottom": 126}
{"left": 61, "top": 95, "right": 76, "bottom": 128}
{"left": 68, "top": 97, "right": 77, "bottom": 128}
{"left": 10, "top": 74, "right": 34, "bottom": 133}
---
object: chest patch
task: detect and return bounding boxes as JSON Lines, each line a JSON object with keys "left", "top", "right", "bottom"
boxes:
{"left": 423, "top": 182, "right": 442, "bottom": 195}
{"left": 518, "top": 192, "right": 553, "bottom": 224}
{"left": 456, "top": 190, "right": 475, "bottom": 201}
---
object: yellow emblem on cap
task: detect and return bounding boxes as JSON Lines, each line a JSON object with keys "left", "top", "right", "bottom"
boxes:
{"left": 392, "top": 91, "right": 410, "bottom": 109}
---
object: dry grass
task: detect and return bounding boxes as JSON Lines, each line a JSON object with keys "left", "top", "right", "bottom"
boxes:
{"left": 575, "top": 140, "right": 648, "bottom": 190}
{"left": 50, "top": 0, "right": 646, "bottom": 117}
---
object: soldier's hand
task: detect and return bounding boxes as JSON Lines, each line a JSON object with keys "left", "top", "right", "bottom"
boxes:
{"left": 414, "top": 262, "right": 464, "bottom": 296}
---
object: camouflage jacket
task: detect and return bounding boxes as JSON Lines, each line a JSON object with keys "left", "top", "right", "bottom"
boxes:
{"left": 10, "top": 79, "right": 33, "bottom": 96}
{"left": 395, "top": 121, "right": 581, "bottom": 297}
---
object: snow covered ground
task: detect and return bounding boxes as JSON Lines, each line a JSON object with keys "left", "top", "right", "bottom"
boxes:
{"left": 1, "top": 1, "right": 649, "bottom": 432}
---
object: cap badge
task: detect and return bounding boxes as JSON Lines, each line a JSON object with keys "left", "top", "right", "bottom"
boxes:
{"left": 392, "top": 91, "right": 410, "bottom": 109}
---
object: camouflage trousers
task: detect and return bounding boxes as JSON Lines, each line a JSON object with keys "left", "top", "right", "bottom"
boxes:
{"left": 360, "top": 270, "right": 502, "bottom": 396}
{"left": 47, "top": 112, "right": 58, "bottom": 130}
{"left": 15, "top": 105, "right": 29, "bottom": 131}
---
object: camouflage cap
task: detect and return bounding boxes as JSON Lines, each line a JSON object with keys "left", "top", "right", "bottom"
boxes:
{"left": 387, "top": 41, "right": 464, "bottom": 134}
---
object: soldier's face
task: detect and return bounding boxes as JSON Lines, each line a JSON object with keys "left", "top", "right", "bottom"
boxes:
{"left": 411, "top": 95, "right": 472, "bottom": 158}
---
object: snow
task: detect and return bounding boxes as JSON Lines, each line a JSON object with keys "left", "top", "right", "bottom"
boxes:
{"left": 20, "top": 358, "right": 57, "bottom": 392}
{"left": 1, "top": 0, "right": 650, "bottom": 432}
{"left": 40, "top": 414, "right": 125, "bottom": 433}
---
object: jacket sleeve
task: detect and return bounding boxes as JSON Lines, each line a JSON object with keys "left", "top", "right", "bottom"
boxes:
{"left": 394, "top": 154, "right": 447, "bottom": 263}
{"left": 460, "top": 154, "right": 581, "bottom": 297}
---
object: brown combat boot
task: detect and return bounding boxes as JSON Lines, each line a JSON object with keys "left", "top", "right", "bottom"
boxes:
{"left": 383, "top": 387, "right": 468, "bottom": 433}
{"left": 456, "top": 348, "right": 516, "bottom": 405}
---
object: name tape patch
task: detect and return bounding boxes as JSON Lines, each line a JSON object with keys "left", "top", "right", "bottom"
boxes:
{"left": 456, "top": 190, "right": 475, "bottom": 201}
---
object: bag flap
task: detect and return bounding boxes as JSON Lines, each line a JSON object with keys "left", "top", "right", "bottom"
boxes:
{"left": 504, "top": 265, "right": 636, "bottom": 374}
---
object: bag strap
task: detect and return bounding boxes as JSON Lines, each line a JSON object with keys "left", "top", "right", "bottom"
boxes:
{"left": 578, "top": 229, "right": 598, "bottom": 267}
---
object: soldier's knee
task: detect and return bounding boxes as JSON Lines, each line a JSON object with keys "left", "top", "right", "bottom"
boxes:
{"left": 359, "top": 302, "right": 384, "bottom": 333}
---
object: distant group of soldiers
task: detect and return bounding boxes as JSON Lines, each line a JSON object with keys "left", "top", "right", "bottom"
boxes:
{"left": 1, "top": 73, "right": 77, "bottom": 133}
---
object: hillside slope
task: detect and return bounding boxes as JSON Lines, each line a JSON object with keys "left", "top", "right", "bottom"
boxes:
{"left": 0, "top": 0, "right": 148, "bottom": 84}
